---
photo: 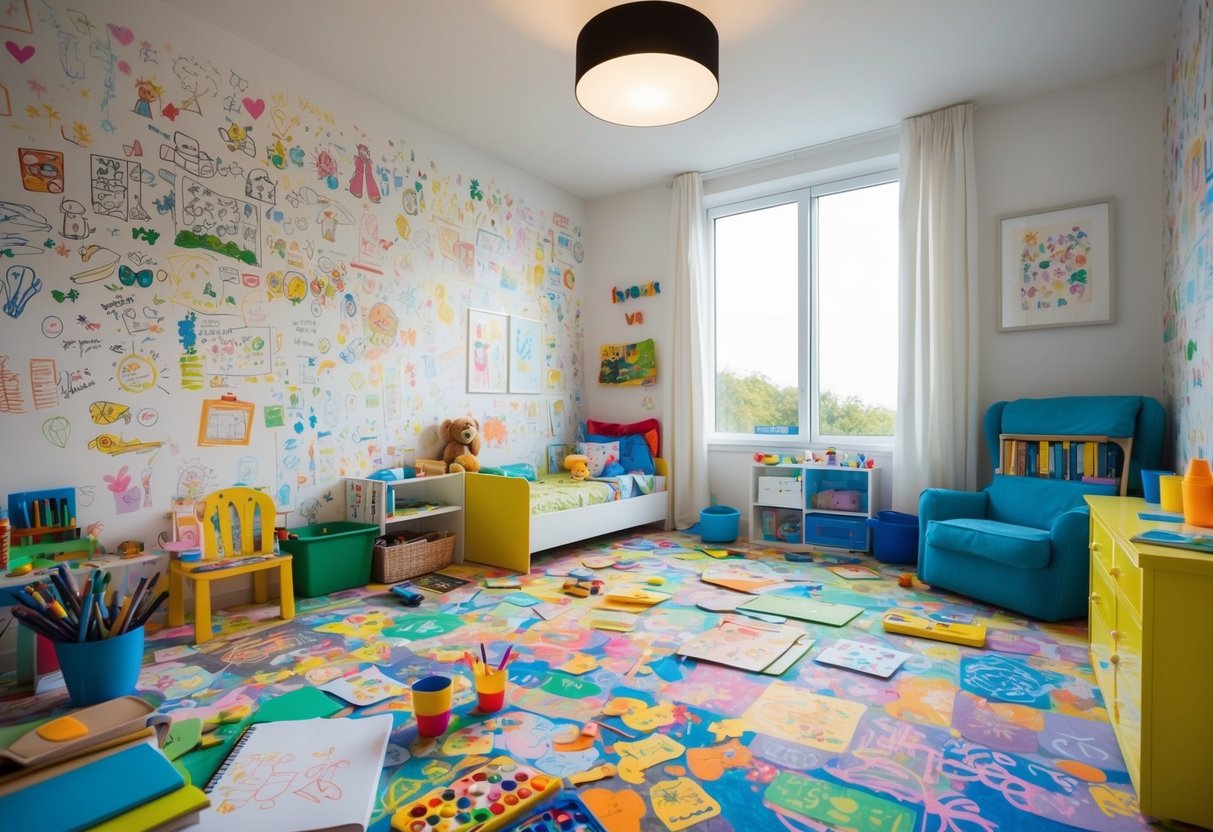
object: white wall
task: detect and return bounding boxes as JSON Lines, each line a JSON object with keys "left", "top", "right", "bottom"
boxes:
{"left": 585, "top": 65, "right": 1165, "bottom": 533}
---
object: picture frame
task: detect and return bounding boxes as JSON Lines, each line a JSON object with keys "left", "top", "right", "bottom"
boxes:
{"left": 198, "top": 395, "right": 255, "bottom": 446}
{"left": 466, "top": 308, "right": 508, "bottom": 394}
{"left": 998, "top": 198, "right": 1114, "bottom": 331}
{"left": 507, "top": 315, "right": 542, "bottom": 394}
{"left": 547, "top": 443, "right": 570, "bottom": 475}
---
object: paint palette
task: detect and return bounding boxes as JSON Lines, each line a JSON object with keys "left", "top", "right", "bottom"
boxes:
{"left": 390, "top": 756, "right": 562, "bottom": 832}
{"left": 881, "top": 609, "right": 987, "bottom": 647}
{"left": 512, "top": 793, "right": 608, "bottom": 832}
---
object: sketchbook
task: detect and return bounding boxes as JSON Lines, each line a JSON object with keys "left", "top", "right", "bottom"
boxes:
{"left": 1131, "top": 528, "right": 1213, "bottom": 554}
{"left": 677, "top": 616, "right": 814, "bottom": 674}
{"left": 196, "top": 715, "right": 392, "bottom": 832}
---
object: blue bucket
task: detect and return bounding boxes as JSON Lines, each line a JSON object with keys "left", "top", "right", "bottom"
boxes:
{"left": 54, "top": 626, "right": 145, "bottom": 707}
{"left": 700, "top": 505, "right": 740, "bottom": 544}
{"left": 867, "top": 511, "right": 919, "bottom": 564}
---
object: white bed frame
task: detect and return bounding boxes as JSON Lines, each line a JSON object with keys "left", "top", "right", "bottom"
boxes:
{"left": 463, "top": 463, "right": 669, "bottom": 573}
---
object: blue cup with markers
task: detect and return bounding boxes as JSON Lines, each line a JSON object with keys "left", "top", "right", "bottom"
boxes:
{"left": 54, "top": 626, "right": 145, "bottom": 707}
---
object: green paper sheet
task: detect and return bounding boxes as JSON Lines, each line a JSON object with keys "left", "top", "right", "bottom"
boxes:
{"left": 738, "top": 594, "right": 863, "bottom": 627}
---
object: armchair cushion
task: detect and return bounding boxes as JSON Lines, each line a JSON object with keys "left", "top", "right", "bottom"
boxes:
{"left": 926, "top": 518, "right": 1050, "bottom": 568}
{"left": 984, "top": 474, "right": 1114, "bottom": 528}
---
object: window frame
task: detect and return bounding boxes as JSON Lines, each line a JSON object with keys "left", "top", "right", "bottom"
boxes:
{"left": 706, "top": 168, "right": 899, "bottom": 451}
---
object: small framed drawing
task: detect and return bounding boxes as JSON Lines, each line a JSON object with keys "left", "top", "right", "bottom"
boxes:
{"left": 467, "top": 308, "right": 508, "bottom": 394}
{"left": 998, "top": 198, "right": 1114, "bottom": 331}
{"left": 198, "top": 395, "right": 255, "bottom": 446}
{"left": 508, "top": 315, "right": 542, "bottom": 394}
{"left": 547, "top": 443, "right": 570, "bottom": 475}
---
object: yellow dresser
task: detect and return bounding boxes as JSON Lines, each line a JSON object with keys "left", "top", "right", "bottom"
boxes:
{"left": 1085, "top": 495, "right": 1213, "bottom": 828}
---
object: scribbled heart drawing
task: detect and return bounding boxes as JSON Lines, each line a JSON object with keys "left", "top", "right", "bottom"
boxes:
{"left": 242, "top": 97, "right": 265, "bottom": 119}
{"left": 106, "top": 23, "right": 134, "bottom": 45}
{"left": 5, "top": 41, "right": 34, "bottom": 63}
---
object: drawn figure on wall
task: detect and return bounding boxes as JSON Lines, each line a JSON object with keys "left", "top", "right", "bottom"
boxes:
{"left": 59, "top": 199, "right": 92, "bottom": 239}
{"left": 132, "top": 78, "right": 160, "bottom": 118}
{"left": 348, "top": 143, "right": 381, "bottom": 203}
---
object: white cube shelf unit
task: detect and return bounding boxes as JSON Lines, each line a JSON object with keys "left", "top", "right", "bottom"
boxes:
{"left": 748, "top": 462, "right": 880, "bottom": 552}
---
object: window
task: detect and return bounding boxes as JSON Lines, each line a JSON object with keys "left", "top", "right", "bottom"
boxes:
{"left": 709, "top": 171, "right": 898, "bottom": 445}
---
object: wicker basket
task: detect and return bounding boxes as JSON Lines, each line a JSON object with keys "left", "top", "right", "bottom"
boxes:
{"left": 372, "top": 531, "right": 456, "bottom": 583}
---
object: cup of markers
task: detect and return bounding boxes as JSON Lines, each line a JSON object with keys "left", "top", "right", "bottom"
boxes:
{"left": 466, "top": 643, "right": 512, "bottom": 714}
{"left": 10, "top": 564, "right": 167, "bottom": 707}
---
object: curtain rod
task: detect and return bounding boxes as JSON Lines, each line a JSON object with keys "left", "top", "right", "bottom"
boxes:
{"left": 693, "top": 124, "right": 899, "bottom": 182}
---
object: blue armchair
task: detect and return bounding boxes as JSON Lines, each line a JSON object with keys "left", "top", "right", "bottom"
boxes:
{"left": 918, "top": 395, "right": 1165, "bottom": 621}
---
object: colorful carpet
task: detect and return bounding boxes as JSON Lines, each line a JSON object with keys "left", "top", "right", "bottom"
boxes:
{"left": 0, "top": 530, "right": 1170, "bottom": 831}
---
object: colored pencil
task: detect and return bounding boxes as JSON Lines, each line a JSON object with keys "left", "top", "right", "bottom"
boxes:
{"left": 497, "top": 645, "right": 513, "bottom": 670}
{"left": 480, "top": 643, "right": 489, "bottom": 667}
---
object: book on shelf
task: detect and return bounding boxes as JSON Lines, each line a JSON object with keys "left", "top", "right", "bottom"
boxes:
{"left": 997, "top": 434, "right": 1128, "bottom": 493}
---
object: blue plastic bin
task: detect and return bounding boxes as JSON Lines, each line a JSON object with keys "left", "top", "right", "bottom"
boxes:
{"left": 867, "top": 510, "right": 919, "bottom": 564}
{"left": 699, "top": 505, "right": 740, "bottom": 544}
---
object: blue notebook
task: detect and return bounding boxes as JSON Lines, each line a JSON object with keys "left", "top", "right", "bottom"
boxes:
{"left": 0, "top": 741, "right": 183, "bottom": 832}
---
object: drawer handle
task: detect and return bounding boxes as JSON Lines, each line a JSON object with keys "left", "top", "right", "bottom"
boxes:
{"left": 1089, "top": 593, "right": 1098, "bottom": 602}
{"left": 1110, "top": 654, "right": 1120, "bottom": 665}
{"left": 1091, "top": 542, "right": 1103, "bottom": 552}
{"left": 1110, "top": 629, "right": 1120, "bottom": 641}
{"left": 1110, "top": 567, "right": 1121, "bottom": 578}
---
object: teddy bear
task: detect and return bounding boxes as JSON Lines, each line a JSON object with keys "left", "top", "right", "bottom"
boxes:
{"left": 563, "top": 453, "right": 590, "bottom": 481}
{"left": 440, "top": 416, "right": 482, "bottom": 473}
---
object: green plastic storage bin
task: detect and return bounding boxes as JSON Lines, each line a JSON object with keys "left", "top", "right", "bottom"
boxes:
{"left": 279, "top": 521, "right": 378, "bottom": 597}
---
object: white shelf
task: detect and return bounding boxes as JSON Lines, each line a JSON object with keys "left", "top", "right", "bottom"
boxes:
{"left": 345, "top": 473, "right": 465, "bottom": 562}
{"left": 748, "top": 462, "right": 880, "bottom": 553}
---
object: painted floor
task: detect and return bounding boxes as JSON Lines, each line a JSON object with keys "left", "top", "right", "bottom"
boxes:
{"left": 0, "top": 530, "right": 1189, "bottom": 831}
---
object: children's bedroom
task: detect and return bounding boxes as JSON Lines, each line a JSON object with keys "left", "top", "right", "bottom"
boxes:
{"left": 0, "top": 1, "right": 1208, "bottom": 830}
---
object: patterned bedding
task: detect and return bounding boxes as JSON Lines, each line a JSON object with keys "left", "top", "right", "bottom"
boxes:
{"left": 529, "top": 473, "right": 659, "bottom": 515}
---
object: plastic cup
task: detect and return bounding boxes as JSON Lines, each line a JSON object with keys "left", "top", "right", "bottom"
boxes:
{"left": 411, "top": 675, "right": 453, "bottom": 737}
{"left": 1140, "top": 469, "right": 1171, "bottom": 505}
{"left": 474, "top": 667, "right": 508, "bottom": 713}
{"left": 54, "top": 626, "right": 145, "bottom": 708}
{"left": 1159, "top": 475, "right": 1185, "bottom": 513}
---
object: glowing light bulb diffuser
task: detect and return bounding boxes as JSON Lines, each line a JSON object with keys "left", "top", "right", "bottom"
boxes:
{"left": 576, "top": 1, "right": 719, "bottom": 127}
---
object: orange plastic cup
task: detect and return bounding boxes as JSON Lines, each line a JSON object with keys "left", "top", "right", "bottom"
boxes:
{"left": 1183, "top": 458, "right": 1213, "bottom": 527}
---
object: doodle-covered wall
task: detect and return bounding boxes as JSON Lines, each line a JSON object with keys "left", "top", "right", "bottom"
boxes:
{"left": 1165, "top": 0, "right": 1212, "bottom": 466}
{"left": 0, "top": 0, "right": 586, "bottom": 548}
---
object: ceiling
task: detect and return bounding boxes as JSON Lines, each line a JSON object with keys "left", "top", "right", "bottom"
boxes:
{"left": 159, "top": 0, "right": 1179, "bottom": 202}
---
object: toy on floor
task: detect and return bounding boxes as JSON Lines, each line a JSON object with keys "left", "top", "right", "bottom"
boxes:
{"left": 390, "top": 755, "right": 561, "bottom": 832}
{"left": 390, "top": 585, "right": 424, "bottom": 606}
{"left": 512, "top": 792, "right": 608, "bottom": 832}
{"left": 881, "top": 609, "right": 987, "bottom": 647}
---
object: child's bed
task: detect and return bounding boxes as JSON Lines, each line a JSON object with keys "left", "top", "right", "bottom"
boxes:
{"left": 464, "top": 418, "right": 670, "bottom": 572}
{"left": 463, "top": 461, "right": 669, "bottom": 573}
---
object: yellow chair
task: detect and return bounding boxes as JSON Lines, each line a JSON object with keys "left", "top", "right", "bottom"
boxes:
{"left": 167, "top": 487, "right": 295, "bottom": 644}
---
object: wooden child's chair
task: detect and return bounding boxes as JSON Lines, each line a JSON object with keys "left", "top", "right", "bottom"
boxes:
{"left": 167, "top": 487, "right": 295, "bottom": 644}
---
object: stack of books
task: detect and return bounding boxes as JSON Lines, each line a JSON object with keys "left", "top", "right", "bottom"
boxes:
{"left": 0, "top": 696, "right": 208, "bottom": 831}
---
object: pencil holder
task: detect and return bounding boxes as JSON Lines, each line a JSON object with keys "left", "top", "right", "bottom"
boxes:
{"left": 474, "top": 667, "right": 508, "bottom": 713}
{"left": 54, "top": 626, "right": 145, "bottom": 707}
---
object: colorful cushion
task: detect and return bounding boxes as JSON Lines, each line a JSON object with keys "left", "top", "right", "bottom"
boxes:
{"left": 586, "top": 418, "right": 661, "bottom": 457}
{"left": 582, "top": 441, "right": 620, "bottom": 477}
{"left": 585, "top": 432, "right": 655, "bottom": 475}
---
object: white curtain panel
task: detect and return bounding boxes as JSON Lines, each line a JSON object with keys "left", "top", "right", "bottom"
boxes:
{"left": 893, "top": 102, "right": 980, "bottom": 513}
{"left": 671, "top": 172, "right": 712, "bottom": 528}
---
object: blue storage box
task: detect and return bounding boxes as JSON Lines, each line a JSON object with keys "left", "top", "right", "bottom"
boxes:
{"left": 700, "top": 505, "right": 740, "bottom": 543}
{"left": 803, "top": 513, "right": 867, "bottom": 550}
{"left": 867, "top": 510, "right": 919, "bottom": 564}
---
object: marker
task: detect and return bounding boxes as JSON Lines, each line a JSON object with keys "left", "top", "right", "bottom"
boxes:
{"left": 497, "top": 645, "right": 513, "bottom": 670}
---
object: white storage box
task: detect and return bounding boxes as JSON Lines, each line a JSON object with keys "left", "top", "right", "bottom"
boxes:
{"left": 757, "top": 476, "right": 803, "bottom": 508}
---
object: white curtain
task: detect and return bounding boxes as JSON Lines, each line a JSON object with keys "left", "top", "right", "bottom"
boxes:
{"left": 670, "top": 172, "right": 711, "bottom": 529}
{"left": 892, "top": 102, "right": 980, "bottom": 513}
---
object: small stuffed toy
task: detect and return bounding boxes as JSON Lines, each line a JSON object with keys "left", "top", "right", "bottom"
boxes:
{"left": 440, "top": 416, "right": 482, "bottom": 473}
{"left": 564, "top": 453, "right": 590, "bottom": 481}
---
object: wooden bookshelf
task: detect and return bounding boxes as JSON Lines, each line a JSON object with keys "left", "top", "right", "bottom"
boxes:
{"left": 997, "top": 434, "right": 1133, "bottom": 496}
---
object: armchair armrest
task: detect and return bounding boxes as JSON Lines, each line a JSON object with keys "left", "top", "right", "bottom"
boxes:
{"left": 1050, "top": 505, "right": 1092, "bottom": 552}
{"left": 918, "top": 488, "right": 989, "bottom": 523}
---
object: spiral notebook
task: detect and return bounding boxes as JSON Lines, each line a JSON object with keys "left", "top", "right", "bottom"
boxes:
{"left": 196, "top": 715, "right": 393, "bottom": 832}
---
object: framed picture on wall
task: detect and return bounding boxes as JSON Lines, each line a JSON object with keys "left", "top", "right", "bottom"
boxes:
{"left": 547, "top": 443, "right": 570, "bottom": 475}
{"left": 508, "top": 315, "right": 542, "bottom": 394}
{"left": 998, "top": 198, "right": 1114, "bottom": 331}
{"left": 466, "top": 308, "right": 508, "bottom": 394}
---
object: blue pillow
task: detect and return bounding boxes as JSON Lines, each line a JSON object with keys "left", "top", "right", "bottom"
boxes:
{"left": 585, "top": 432, "right": 655, "bottom": 475}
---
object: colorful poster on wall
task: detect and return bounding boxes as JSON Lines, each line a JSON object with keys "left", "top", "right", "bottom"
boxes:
{"left": 599, "top": 338, "right": 657, "bottom": 386}
{"left": 467, "top": 308, "right": 508, "bottom": 394}
{"left": 508, "top": 315, "right": 542, "bottom": 394}
{"left": 198, "top": 395, "right": 254, "bottom": 446}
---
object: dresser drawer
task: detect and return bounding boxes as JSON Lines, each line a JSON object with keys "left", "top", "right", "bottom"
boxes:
{"left": 1112, "top": 603, "right": 1142, "bottom": 784}
{"left": 1111, "top": 541, "right": 1142, "bottom": 617}
{"left": 1089, "top": 514, "right": 1113, "bottom": 572}
{"left": 1088, "top": 578, "right": 1117, "bottom": 707}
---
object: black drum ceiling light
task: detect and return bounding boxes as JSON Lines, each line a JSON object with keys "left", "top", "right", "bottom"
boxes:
{"left": 575, "top": 1, "right": 719, "bottom": 127}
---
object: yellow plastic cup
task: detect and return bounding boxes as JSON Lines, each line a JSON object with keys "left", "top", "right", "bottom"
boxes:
{"left": 474, "top": 667, "right": 508, "bottom": 713}
{"left": 411, "top": 675, "right": 453, "bottom": 737}
{"left": 1159, "top": 474, "right": 1185, "bottom": 513}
